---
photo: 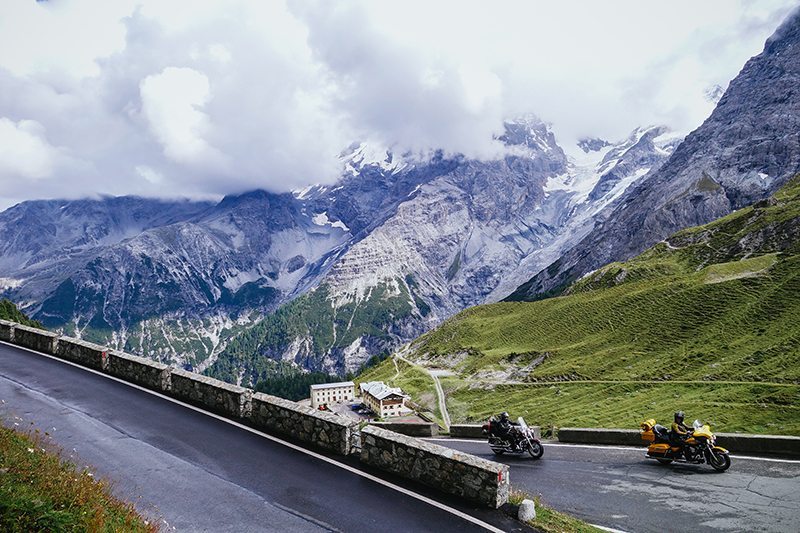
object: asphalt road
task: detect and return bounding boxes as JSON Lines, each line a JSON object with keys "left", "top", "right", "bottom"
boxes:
{"left": 0, "top": 343, "right": 522, "bottom": 533}
{"left": 428, "top": 437, "right": 800, "bottom": 533}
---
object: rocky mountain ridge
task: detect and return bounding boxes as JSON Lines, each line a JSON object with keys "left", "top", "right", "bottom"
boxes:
{"left": 0, "top": 117, "right": 674, "bottom": 378}
{"left": 210, "top": 119, "right": 679, "bottom": 380}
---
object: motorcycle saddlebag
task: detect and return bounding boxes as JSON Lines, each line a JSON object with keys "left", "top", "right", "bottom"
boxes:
{"left": 646, "top": 443, "right": 671, "bottom": 457}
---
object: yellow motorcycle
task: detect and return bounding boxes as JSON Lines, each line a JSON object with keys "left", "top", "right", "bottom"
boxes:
{"left": 640, "top": 418, "right": 731, "bottom": 472}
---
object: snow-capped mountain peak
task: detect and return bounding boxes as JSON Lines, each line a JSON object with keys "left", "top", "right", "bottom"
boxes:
{"left": 340, "top": 141, "right": 408, "bottom": 176}
{"left": 545, "top": 125, "right": 682, "bottom": 206}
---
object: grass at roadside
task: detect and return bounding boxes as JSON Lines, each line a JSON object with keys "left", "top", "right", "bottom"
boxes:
{"left": 509, "top": 490, "right": 603, "bottom": 533}
{"left": 0, "top": 423, "right": 155, "bottom": 533}
{"left": 449, "top": 381, "right": 799, "bottom": 434}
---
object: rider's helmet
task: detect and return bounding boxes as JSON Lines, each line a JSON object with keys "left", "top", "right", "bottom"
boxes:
{"left": 674, "top": 411, "right": 685, "bottom": 423}
{"left": 500, "top": 411, "right": 510, "bottom": 422}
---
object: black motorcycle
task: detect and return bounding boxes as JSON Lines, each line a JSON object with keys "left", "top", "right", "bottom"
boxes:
{"left": 482, "top": 416, "right": 544, "bottom": 459}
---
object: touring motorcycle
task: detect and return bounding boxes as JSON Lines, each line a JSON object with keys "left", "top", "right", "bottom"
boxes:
{"left": 640, "top": 418, "right": 731, "bottom": 471}
{"left": 482, "top": 416, "right": 544, "bottom": 459}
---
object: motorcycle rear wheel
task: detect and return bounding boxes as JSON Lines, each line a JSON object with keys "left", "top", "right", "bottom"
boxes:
{"left": 528, "top": 442, "right": 544, "bottom": 459}
{"left": 491, "top": 447, "right": 505, "bottom": 456}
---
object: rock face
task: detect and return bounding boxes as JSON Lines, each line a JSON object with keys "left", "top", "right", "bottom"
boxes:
{"left": 212, "top": 119, "right": 678, "bottom": 380}
{"left": 509, "top": 9, "right": 800, "bottom": 301}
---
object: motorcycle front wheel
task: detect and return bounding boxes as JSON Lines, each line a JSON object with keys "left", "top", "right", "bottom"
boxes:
{"left": 527, "top": 442, "right": 544, "bottom": 459}
{"left": 708, "top": 451, "right": 731, "bottom": 472}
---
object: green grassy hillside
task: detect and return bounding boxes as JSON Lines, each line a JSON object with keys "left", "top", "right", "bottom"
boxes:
{"left": 364, "top": 177, "right": 800, "bottom": 435}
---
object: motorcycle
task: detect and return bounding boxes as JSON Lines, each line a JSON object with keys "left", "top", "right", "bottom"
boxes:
{"left": 482, "top": 416, "right": 544, "bottom": 459}
{"left": 640, "top": 418, "right": 731, "bottom": 472}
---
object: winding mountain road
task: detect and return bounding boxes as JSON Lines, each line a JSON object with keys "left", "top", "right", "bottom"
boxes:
{"left": 3, "top": 340, "right": 798, "bottom": 533}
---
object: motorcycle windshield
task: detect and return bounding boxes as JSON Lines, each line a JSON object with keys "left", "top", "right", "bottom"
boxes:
{"left": 693, "top": 420, "right": 703, "bottom": 430}
{"left": 517, "top": 417, "right": 528, "bottom": 429}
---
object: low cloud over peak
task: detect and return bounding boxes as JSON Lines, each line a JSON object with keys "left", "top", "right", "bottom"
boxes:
{"left": 0, "top": 0, "right": 795, "bottom": 209}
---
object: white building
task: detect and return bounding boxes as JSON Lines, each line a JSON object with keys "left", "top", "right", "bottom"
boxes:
{"left": 310, "top": 381, "right": 355, "bottom": 409}
{"left": 359, "top": 381, "right": 409, "bottom": 418}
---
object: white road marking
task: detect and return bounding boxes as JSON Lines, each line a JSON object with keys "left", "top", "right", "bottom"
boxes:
{"left": 729, "top": 454, "right": 800, "bottom": 464}
{"left": 590, "top": 524, "right": 629, "bottom": 533}
{"left": 424, "top": 438, "right": 800, "bottom": 464}
{"left": 0, "top": 342, "right": 505, "bottom": 533}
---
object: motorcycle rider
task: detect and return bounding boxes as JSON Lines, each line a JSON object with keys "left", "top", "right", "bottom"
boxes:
{"left": 671, "top": 411, "right": 692, "bottom": 443}
{"left": 496, "top": 411, "right": 520, "bottom": 450}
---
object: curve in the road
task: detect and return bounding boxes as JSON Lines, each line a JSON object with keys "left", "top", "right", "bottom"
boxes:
{"left": 0, "top": 342, "right": 522, "bottom": 533}
{"left": 426, "top": 437, "right": 800, "bottom": 533}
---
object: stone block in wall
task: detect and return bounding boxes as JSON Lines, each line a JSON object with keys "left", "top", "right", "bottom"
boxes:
{"left": 56, "top": 337, "right": 108, "bottom": 370}
{"left": 106, "top": 350, "right": 171, "bottom": 392}
{"left": 360, "top": 425, "right": 510, "bottom": 508}
{"left": 0, "top": 319, "right": 14, "bottom": 342}
{"left": 249, "top": 392, "right": 358, "bottom": 456}
{"left": 170, "top": 368, "right": 252, "bottom": 419}
{"left": 13, "top": 324, "right": 59, "bottom": 354}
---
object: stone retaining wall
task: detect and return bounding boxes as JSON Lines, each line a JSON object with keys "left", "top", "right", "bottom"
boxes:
{"left": 170, "top": 368, "right": 252, "bottom": 419}
{"left": 0, "top": 319, "right": 14, "bottom": 342}
{"left": 370, "top": 421, "right": 438, "bottom": 437}
{"left": 249, "top": 392, "right": 357, "bottom": 455}
{"left": 13, "top": 324, "right": 59, "bottom": 354}
{"left": 106, "top": 350, "right": 171, "bottom": 392}
{"left": 716, "top": 433, "right": 800, "bottom": 457}
{"left": 558, "top": 427, "right": 642, "bottom": 446}
{"left": 56, "top": 337, "right": 108, "bottom": 371}
{"left": 360, "top": 425, "right": 510, "bottom": 508}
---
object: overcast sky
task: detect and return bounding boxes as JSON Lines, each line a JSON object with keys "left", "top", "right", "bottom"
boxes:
{"left": 0, "top": 0, "right": 796, "bottom": 210}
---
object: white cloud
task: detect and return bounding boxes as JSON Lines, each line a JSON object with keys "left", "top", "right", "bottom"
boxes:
{"left": 135, "top": 165, "right": 163, "bottom": 185}
{"left": 0, "top": 118, "right": 58, "bottom": 179}
{"left": 0, "top": 0, "right": 796, "bottom": 210}
{"left": 140, "top": 67, "right": 221, "bottom": 165}
{"left": 0, "top": 0, "right": 132, "bottom": 79}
